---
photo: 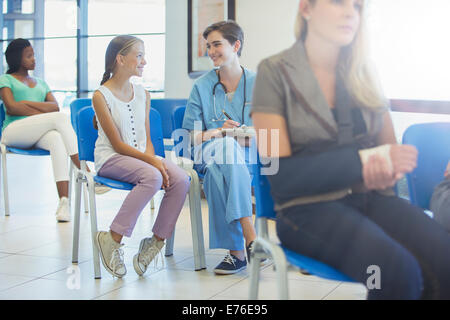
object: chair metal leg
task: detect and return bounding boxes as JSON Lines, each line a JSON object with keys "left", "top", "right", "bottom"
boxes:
{"left": 150, "top": 197, "right": 155, "bottom": 211}
{"left": 68, "top": 162, "right": 73, "bottom": 209}
{"left": 86, "top": 174, "right": 101, "bottom": 279}
{"left": 1, "top": 145, "right": 10, "bottom": 216}
{"left": 83, "top": 182, "right": 89, "bottom": 214}
{"left": 165, "top": 230, "right": 175, "bottom": 257}
{"left": 249, "top": 249, "right": 262, "bottom": 300}
{"left": 248, "top": 237, "right": 289, "bottom": 300}
{"left": 72, "top": 172, "right": 83, "bottom": 264}
{"left": 186, "top": 168, "right": 206, "bottom": 270}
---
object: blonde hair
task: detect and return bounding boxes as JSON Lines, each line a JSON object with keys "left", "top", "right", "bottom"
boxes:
{"left": 295, "top": 0, "right": 387, "bottom": 109}
{"left": 101, "top": 35, "right": 143, "bottom": 85}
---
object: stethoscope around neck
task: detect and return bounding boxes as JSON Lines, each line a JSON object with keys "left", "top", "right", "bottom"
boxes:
{"left": 211, "top": 65, "right": 247, "bottom": 124}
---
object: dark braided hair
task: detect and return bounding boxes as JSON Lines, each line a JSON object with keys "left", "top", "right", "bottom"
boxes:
{"left": 5, "top": 38, "right": 31, "bottom": 74}
{"left": 101, "top": 35, "right": 143, "bottom": 85}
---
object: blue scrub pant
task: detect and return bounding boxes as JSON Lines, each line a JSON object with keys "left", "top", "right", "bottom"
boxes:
{"left": 194, "top": 137, "right": 252, "bottom": 251}
{"left": 277, "top": 192, "right": 450, "bottom": 299}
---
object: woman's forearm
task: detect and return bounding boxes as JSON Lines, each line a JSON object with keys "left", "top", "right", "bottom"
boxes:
{"left": 22, "top": 101, "right": 59, "bottom": 113}
{"left": 5, "top": 101, "right": 43, "bottom": 116}
{"left": 114, "top": 141, "right": 159, "bottom": 166}
{"left": 267, "top": 144, "right": 364, "bottom": 204}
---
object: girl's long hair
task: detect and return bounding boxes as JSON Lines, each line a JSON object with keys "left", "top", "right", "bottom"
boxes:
{"left": 101, "top": 35, "right": 143, "bottom": 85}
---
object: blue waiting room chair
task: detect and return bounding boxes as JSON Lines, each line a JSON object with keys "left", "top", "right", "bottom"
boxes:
{"left": 151, "top": 99, "right": 188, "bottom": 152}
{"left": 69, "top": 98, "right": 93, "bottom": 213}
{"left": 0, "top": 104, "right": 73, "bottom": 216}
{"left": 70, "top": 98, "right": 161, "bottom": 212}
{"left": 248, "top": 143, "right": 357, "bottom": 300}
{"left": 72, "top": 106, "right": 205, "bottom": 279}
{"left": 402, "top": 122, "right": 450, "bottom": 210}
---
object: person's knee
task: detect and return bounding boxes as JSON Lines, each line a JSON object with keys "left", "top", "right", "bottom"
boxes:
{"left": 139, "top": 167, "right": 163, "bottom": 189}
{"left": 206, "top": 137, "right": 242, "bottom": 165}
{"left": 375, "top": 251, "right": 423, "bottom": 299}
{"left": 53, "top": 112, "right": 71, "bottom": 128}
{"left": 172, "top": 169, "right": 190, "bottom": 190}
{"left": 41, "top": 130, "right": 65, "bottom": 151}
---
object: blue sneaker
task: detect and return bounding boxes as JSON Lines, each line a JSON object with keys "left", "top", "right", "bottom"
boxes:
{"left": 214, "top": 254, "right": 247, "bottom": 275}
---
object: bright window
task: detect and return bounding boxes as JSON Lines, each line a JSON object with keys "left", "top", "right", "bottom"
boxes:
{"left": 368, "top": 0, "right": 450, "bottom": 101}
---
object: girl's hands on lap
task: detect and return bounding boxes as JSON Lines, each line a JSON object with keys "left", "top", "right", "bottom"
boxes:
{"left": 146, "top": 156, "right": 170, "bottom": 189}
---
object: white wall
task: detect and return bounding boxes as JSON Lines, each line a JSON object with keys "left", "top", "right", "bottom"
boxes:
{"left": 236, "top": 0, "right": 298, "bottom": 72}
{"left": 165, "top": 0, "right": 299, "bottom": 98}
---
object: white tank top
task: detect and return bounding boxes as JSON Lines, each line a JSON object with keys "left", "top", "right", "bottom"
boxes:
{"left": 94, "top": 83, "right": 147, "bottom": 172}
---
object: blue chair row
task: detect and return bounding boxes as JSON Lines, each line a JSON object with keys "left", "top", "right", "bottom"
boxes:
{"left": 402, "top": 122, "right": 450, "bottom": 210}
{"left": 151, "top": 99, "right": 187, "bottom": 152}
{"left": 0, "top": 104, "right": 73, "bottom": 216}
{"left": 69, "top": 98, "right": 93, "bottom": 213}
{"left": 72, "top": 105, "right": 205, "bottom": 279}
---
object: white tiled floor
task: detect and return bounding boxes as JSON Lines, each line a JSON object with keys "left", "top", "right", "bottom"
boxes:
{"left": 0, "top": 153, "right": 367, "bottom": 300}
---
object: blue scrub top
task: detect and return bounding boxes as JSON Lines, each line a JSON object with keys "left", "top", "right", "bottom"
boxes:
{"left": 182, "top": 67, "right": 256, "bottom": 131}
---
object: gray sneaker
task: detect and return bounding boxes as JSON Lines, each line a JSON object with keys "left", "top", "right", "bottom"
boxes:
{"left": 133, "top": 236, "right": 165, "bottom": 276}
{"left": 95, "top": 231, "right": 127, "bottom": 278}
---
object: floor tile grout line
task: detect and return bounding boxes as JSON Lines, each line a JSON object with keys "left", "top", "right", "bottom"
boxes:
{"left": 208, "top": 262, "right": 274, "bottom": 300}
{"left": 0, "top": 275, "right": 44, "bottom": 293}
{"left": 89, "top": 266, "right": 170, "bottom": 300}
{"left": 320, "top": 282, "right": 343, "bottom": 300}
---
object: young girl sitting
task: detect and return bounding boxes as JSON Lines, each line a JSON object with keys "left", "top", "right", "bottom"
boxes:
{"left": 93, "top": 35, "right": 190, "bottom": 278}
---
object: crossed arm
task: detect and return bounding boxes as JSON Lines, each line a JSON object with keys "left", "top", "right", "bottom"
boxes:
{"left": 0, "top": 87, "right": 59, "bottom": 116}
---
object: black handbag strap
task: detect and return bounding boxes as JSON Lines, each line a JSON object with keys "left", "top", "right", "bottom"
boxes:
{"left": 334, "top": 77, "right": 354, "bottom": 146}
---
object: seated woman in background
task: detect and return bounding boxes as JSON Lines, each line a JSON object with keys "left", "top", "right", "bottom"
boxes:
{"left": 430, "top": 161, "right": 450, "bottom": 231}
{"left": 251, "top": 0, "right": 450, "bottom": 299}
{"left": 0, "top": 38, "right": 91, "bottom": 223}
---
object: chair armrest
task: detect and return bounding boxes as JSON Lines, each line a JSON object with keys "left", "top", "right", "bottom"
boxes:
{"left": 173, "top": 156, "right": 194, "bottom": 171}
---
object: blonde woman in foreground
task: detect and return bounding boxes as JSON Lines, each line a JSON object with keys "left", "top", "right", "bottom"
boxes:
{"left": 251, "top": 0, "right": 450, "bottom": 299}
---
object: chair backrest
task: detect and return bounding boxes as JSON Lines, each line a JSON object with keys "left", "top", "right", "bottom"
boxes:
{"left": 151, "top": 99, "right": 187, "bottom": 139}
{"left": 70, "top": 98, "right": 92, "bottom": 130}
{"left": 402, "top": 122, "right": 450, "bottom": 209}
{"left": 75, "top": 106, "right": 166, "bottom": 162}
{"left": 250, "top": 144, "right": 277, "bottom": 220}
{"left": 76, "top": 106, "right": 98, "bottom": 162}
{"left": 172, "top": 104, "right": 186, "bottom": 132}
{"left": 171, "top": 105, "right": 193, "bottom": 159}
{"left": 149, "top": 107, "right": 165, "bottom": 158}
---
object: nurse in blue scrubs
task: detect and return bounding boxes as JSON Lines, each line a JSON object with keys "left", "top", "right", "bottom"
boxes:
{"left": 182, "top": 20, "right": 258, "bottom": 275}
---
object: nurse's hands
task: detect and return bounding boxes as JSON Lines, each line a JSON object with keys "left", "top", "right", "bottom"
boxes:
{"left": 198, "top": 120, "right": 241, "bottom": 143}
{"left": 222, "top": 119, "right": 240, "bottom": 129}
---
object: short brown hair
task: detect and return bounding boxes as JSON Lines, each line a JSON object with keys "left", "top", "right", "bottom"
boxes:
{"left": 203, "top": 20, "right": 244, "bottom": 57}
